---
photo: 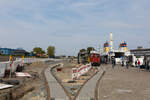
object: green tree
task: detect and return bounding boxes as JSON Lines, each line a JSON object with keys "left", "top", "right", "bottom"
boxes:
{"left": 32, "top": 47, "right": 45, "bottom": 55}
{"left": 47, "top": 46, "right": 55, "bottom": 58}
{"left": 87, "top": 47, "right": 95, "bottom": 54}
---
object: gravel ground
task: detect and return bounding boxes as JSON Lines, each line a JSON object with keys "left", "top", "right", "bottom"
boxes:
{"left": 19, "top": 62, "right": 48, "bottom": 100}
{"left": 99, "top": 64, "right": 150, "bottom": 100}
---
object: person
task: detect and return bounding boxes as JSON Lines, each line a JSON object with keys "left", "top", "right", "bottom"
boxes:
{"left": 112, "top": 57, "right": 116, "bottom": 68}
{"left": 145, "top": 57, "right": 150, "bottom": 71}
{"left": 122, "top": 59, "right": 124, "bottom": 67}
{"left": 126, "top": 60, "right": 129, "bottom": 69}
{"left": 137, "top": 59, "right": 140, "bottom": 71}
{"left": 145, "top": 59, "right": 149, "bottom": 71}
{"left": 143, "top": 56, "right": 149, "bottom": 71}
{"left": 135, "top": 60, "right": 137, "bottom": 67}
{"left": 148, "top": 61, "right": 150, "bottom": 71}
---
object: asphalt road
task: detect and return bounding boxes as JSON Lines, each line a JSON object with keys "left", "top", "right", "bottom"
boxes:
{"left": 45, "top": 61, "right": 69, "bottom": 100}
{"left": 76, "top": 67, "right": 104, "bottom": 100}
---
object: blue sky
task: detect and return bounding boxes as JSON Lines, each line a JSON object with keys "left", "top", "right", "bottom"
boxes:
{"left": 0, "top": 0, "right": 150, "bottom": 56}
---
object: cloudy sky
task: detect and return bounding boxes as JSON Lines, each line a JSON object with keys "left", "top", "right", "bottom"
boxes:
{"left": 0, "top": 0, "right": 150, "bottom": 56}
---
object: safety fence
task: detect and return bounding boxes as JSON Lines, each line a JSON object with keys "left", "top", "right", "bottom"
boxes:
{"left": 0, "top": 58, "right": 57, "bottom": 78}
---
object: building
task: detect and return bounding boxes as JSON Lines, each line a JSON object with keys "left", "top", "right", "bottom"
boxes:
{"left": 0, "top": 48, "right": 29, "bottom": 56}
{"left": 130, "top": 48, "right": 150, "bottom": 56}
{"left": 0, "top": 48, "right": 15, "bottom": 55}
{"left": 14, "top": 49, "right": 27, "bottom": 56}
{"left": 130, "top": 48, "right": 150, "bottom": 67}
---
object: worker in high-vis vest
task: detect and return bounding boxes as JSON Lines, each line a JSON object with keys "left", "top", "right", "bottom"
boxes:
{"left": 22, "top": 56, "right": 24, "bottom": 60}
{"left": 9, "top": 55, "right": 13, "bottom": 61}
{"left": 9, "top": 55, "right": 13, "bottom": 78}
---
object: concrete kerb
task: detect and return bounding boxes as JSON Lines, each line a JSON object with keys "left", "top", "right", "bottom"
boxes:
{"left": 74, "top": 67, "right": 100, "bottom": 100}
{"left": 49, "top": 63, "right": 71, "bottom": 100}
{"left": 44, "top": 63, "right": 68, "bottom": 100}
{"left": 49, "top": 63, "right": 97, "bottom": 100}
{"left": 44, "top": 63, "right": 105, "bottom": 100}
{"left": 42, "top": 65, "right": 52, "bottom": 100}
{"left": 43, "top": 63, "right": 62, "bottom": 100}
{"left": 94, "top": 67, "right": 106, "bottom": 100}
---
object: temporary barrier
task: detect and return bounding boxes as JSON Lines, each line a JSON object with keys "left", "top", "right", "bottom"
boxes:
{"left": 72, "top": 64, "right": 91, "bottom": 80}
{"left": 77, "top": 64, "right": 91, "bottom": 78}
{"left": 12, "top": 60, "right": 22, "bottom": 72}
{"left": 0, "top": 63, "right": 7, "bottom": 78}
{"left": 0, "top": 58, "right": 57, "bottom": 78}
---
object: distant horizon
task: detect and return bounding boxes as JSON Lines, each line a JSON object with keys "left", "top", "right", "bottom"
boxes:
{"left": 0, "top": 38, "right": 149, "bottom": 56}
{"left": 0, "top": 0, "right": 150, "bottom": 56}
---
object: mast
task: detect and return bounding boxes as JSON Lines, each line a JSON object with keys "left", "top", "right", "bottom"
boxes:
{"left": 110, "top": 32, "right": 113, "bottom": 51}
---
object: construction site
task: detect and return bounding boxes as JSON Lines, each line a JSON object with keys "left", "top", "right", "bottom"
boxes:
{"left": 0, "top": 32, "right": 150, "bottom": 100}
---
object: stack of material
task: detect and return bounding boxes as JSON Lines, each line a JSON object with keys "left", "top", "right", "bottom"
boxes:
{"left": 15, "top": 72, "right": 31, "bottom": 77}
{"left": 0, "top": 83, "right": 13, "bottom": 90}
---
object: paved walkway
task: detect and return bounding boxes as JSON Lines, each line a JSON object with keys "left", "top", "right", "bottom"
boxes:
{"left": 45, "top": 63, "right": 69, "bottom": 100}
{"left": 99, "top": 64, "right": 150, "bottom": 100}
{"left": 76, "top": 67, "right": 104, "bottom": 100}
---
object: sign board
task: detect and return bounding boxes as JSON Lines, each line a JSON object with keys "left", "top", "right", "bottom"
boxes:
{"left": 72, "top": 68, "right": 78, "bottom": 80}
